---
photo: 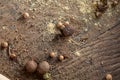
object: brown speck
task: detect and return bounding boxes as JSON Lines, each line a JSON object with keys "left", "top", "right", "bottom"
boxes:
{"left": 95, "top": 11, "right": 102, "bottom": 18}
{"left": 93, "top": 0, "right": 108, "bottom": 18}
{"left": 31, "top": 16, "right": 35, "bottom": 19}
{"left": 111, "top": 0, "right": 118, "bottom": 7}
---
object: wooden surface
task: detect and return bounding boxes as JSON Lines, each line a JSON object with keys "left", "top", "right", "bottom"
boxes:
{"left": 0, "top": 0, "right": 120, "bottom": 80}
{"left": 52, "top": 22, "right": 120, "bottom": 80}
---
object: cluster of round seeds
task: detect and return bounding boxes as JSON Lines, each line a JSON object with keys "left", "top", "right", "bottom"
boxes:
{"left": 57, "top": 21, "right": 74, "bottom": 37}
{"left": 49, "top": 52, "right": 65, "bottom": 61}
{"left": 25, "top": 60, "right": 50, "bottom": 75}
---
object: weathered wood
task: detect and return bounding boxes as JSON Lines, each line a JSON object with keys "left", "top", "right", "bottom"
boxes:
{"left": 52, "top": 23, "right": 120, "bottom": 80}
{"left": 0, "top": 0, "right": 120, "bottom": 80}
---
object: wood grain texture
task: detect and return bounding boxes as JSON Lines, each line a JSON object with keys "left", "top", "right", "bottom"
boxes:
{"left": 0, "top": 0, "right": 120, "bottom": 80}
{"left": 52, "top": 23, "right": 120, "bottom": 80}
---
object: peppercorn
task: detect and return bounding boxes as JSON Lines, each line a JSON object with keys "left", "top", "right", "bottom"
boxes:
{"left": 37, "top": 61, "right": 50, "bottom": 74}
{"left": 58, "top": 55, "right": 64, "bottom": 61}
{"left": 9, "top": 53, "right": 16, "bottom": 60}
{"left": 57, "top": 22, "right": 65, "bottom": 29}
{"left": 49, "top": 52, "right": 56, "bottom": 58}
{"left": 25, "top": 60, "right": 37, "bottom": 73}
{"left": 106, "top": 73, "right": 112, "bottom": 80}
{"left": 63, "top": 21, "right": 69, "bottom": 26}
{"left": 1, "top": 41, "right": 8, "bottom": 49}
{"left": 23, "top": 12, "right": 30, "bottom": 19}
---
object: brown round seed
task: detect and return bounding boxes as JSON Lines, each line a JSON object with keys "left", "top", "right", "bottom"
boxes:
{"left": 57, "top": 22, "right": 65, "bottom": 29}
{"left": 25, "top": 60, "right": 37, "bottom": 73}
{"left": 9, "top": 53, "right": 16, "bottom": 60}
{"left": 23, "top": 12, "right": 30, "bottom": 19}
{"left": 106, "top": 74, "right": 112, "bottom": 80}
{"left": 37, "top": 61, "right": 50, "bottom": 74}
{"left": 1, "top": 41, "right": 8, "bottom": 48}
{"left": 95, "top": 11, "right": 102, "bottom": 18}
{"left": 49, "top": 52, "right": 56, "bottom": 58}
{"left": 64, "top": 21, "right": 69, "bottom": 26}
{"left": 58, "top": 55, "right": 64, "bottom": 61}
{"left": 60, "top": 26, "right": 74, "bottom": 37}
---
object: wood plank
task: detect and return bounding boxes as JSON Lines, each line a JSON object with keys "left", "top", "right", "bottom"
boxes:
{"left": 52, "top": 22, "right": 120, "bottom": 80}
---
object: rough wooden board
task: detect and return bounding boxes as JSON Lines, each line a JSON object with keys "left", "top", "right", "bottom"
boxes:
{"left": 52, "top": 21, "right": 120, "bottom": 80}
{"left": 0, "top": 0, "right": 120, "bottom": 80}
